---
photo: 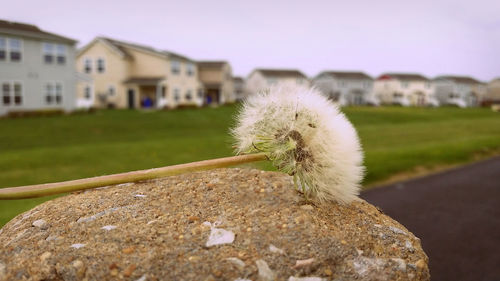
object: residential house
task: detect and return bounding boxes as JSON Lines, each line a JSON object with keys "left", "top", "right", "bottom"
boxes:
{"left": 0, "top": 19, "right": 77, "bottom": 116}
{"left": 233, "top": 76, "right": 246, "bottom": 101}
{"left": 374, "top": 73, "right": 437, "bottom": 106}
{"left": 313, "top": 71, "right": 377, "bottom": 106}
{"left": 484, "top": 78, "right": 500, "bottom": 106}
{"left": 245, "top": 69, "right": 310, "bottom": 96}
{"left": 433, "top": 76, "right": 486, "bottom": 107}
{"left": 76, "top": 37, "right": 203, "bottom": 109}
{"left": 197, "top": 61, "right": 234, "bottom": 105}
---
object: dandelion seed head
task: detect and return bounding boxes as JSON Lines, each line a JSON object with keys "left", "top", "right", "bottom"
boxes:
{"left": 232, "top": 83, "right": 364, "bottom": 203}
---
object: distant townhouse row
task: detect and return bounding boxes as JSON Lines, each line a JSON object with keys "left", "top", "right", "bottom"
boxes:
{"left": 2, "top": 19, "right": 500, "bottom": 116}
{"left": 0, "top": 20, "right": 238, "bottom": 116}
{"left": 244, "top": 69, "right": 492, "bottom": 108}
{"left": 76, "top": 37, "right": 235, "bottom": 109}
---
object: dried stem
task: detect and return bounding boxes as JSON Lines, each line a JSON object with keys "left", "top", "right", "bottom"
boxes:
{"left": 0, "top": 153, "right": 267, "bottom": 200}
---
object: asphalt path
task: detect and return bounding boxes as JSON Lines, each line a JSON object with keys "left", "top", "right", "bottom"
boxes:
{"left": 361, "top": 156, "right": 500, "bottom": 281}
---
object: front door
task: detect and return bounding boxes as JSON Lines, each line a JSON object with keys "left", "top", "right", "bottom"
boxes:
{"left": 128, "top": 89, "right": 135, "bottom": 109}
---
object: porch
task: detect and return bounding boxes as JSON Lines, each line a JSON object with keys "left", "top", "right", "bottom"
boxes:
{"left": 203, "top": 83, "right": 221, "bottom": 105}
{"left": 123, "top": 77, "right": 167, "bottom": 109}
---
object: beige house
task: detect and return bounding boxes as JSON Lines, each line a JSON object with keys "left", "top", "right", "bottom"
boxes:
{"left": 76, "top": 37, "right": 203, "bottom": 109}
{"left": 374, "top": 73, "right": 438, "bottom": 106}
{"left": 197, "top": 61, "right": 234, "bottom": 104}
{"left": 483, "top": 78, "right": 500, "bottom": 106}
{"left": 245, "top": 69, "right": 310, "bottom": 96}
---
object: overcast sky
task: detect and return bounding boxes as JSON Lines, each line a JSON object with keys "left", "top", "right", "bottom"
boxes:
{"left": 2, "top": 0, "right": 499, "bottom": 81}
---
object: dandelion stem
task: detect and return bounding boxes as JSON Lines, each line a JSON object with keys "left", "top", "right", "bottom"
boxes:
{"left": 0, "top": 153, "right": 268, "bottom": 200}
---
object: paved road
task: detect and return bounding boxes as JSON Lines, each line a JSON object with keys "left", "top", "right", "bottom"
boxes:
{"left": 361, "top": 156, "right": 500, "bottom": 281}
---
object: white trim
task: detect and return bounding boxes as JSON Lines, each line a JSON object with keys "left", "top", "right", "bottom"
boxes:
{"left": 83, "top": 57, "right": 92, "bottom": 73}
{"left": 41, "top": 42, "right": 68, "bottom": 65}
{"left": 171, "top": 59, "right": 181, "bottom": 75}
{"left": 107, "top": 84, "right": 116, "bottom": 96}
{"left": 96, "top": 57, "right": 106, "bottom": 73}
{"left": 77, "top": 37, "right": 126, "bottom": 59}
{"left": 1, "top": 80, "right": 24, "bottom": 107}
{"left": 0, "top": 36, "right": 23, "bottom": 63}
{"left": 42, "top": 81, "right": 65, "bottom": 106}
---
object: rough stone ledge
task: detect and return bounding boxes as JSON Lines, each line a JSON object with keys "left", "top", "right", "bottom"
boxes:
{"left": 0, "top": 168, "right": 429, "bottom": 281}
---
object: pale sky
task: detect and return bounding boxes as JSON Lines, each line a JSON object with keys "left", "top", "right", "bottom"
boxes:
{"left": 2, "top": 0, "right": 499, "bottom": 81}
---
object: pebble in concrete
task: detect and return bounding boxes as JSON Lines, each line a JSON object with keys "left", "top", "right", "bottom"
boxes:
{"left": 70, "top": 243, "right": 86, "bottom": 249}
{"left": 256, "top": 259, "right": 276, "bottom": 281}
{"left": 269, "top": 244, "right": 285, "bottom": 254}
{"left": 288, "top": 277, "right": 325, "bottom": 281}
{"left": 205, "top": 222, "right": 235, "bottom": 247}
{"left": 32, "top": 219, "right": 48, "bottom": 230}
{"left": 101, "top": 225, "right": 117, "bottom": 231}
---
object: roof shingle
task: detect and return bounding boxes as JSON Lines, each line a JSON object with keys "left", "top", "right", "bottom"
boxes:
{"left": 0, "top": 19, "right": 76, "bottom": 44}
{"left": 435, "top": 75, "right": 481, "bottom": 84}
{"left": 379, "top": 73, "right": 429, "bottom": 81}
{"left": 319, "top": 71, "right": 372, "bottom": 80}
{"left": 255, "top": 69, "right": 307, "bottom": 79}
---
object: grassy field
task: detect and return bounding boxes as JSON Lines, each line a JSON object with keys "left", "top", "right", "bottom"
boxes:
{"left": 1, "top": 105, "right": 500, "bottom": 227}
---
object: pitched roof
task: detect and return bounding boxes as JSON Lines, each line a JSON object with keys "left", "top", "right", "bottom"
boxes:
{"left": 379, "top": 73, "right": 429, "bottom": 81}
{"left": 198, "top": 61, "right": 228, "bottom": 69}
{"left": 233, "top": 76, "right": 244, "bottom": 82}
{"left": 97, "top": 37, "right": 192, "bottom": 61}
{"left": 319, "top": 71, "right": 372, "bottom": 80}
{"left": 255, "top": 69, "right": 307, "bottom": 79}
{"left": 0, "top": 19, "right": 76, "bottom": 44}
{"left": 435, "top": 75, "right": 481, "bottom": 84}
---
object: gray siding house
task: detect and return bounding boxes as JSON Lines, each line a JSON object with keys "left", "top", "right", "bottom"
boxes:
{"left": 312, "top": 71, "right": 377, "bottom": 106}
{"left": 0, "top": 20, "right": 77, "bottom": 116}
{"left": 433, "top": 76, "right": 485, "bottom": 107}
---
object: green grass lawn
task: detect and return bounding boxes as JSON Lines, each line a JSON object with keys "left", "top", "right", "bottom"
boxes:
{"left": 1, "top": 105, "right": 500, "bottom": 227}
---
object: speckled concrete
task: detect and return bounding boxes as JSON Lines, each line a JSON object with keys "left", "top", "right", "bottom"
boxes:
{"left": 0, "top": 168, "right": 429, "bottom": 280}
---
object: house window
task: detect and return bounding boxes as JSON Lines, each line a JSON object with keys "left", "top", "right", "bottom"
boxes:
{"left": 161, "top": 86, "right": 166, "bottom": 98}
{"left": 171, "top": 60, "right": 180, "bottom": 74}
{"left": 363, "top": 81, "right": 370, "bottom": 89}
{"left": 45, "top": 82, "right": 63, "bottom": 104}
{"left": 9, "top": 38, "right": 21, "bottom": 62}
{"left": 186, "top": 63, "right": 194, "bottom": 76}
{"left": 174, "top": 88, "right": 180, "bottom": 101}
{"left": 1, "top": 82, "right": 22, "bottom": 105}
{"left": 108, "top": 85, "right": 115, "bottom": 96}
{"left": 84, "top": 86, "right": 92, "bottom": 99}
{"left": 185, "top": 90, "right": 192, "bottom": 101}
{"left": 0, "top": 37, "right": 6, "bottom": 61}
{"left": 84, "top": 58, "right": 92, "bottom": 73}
{"left": 43, "top": 43, "right": 54, "bottom": 63}
{"left": 339, "top": 81, "right": 347, "bottom": 87}
{"left": 55, "top": 83, "right": 63, "bottom": 104}
{"left": 14, "top": 83, "right": 22, "bottom": 105}
{"left": 97, "top": 58, "right": 105, "bottom": 73}
{"left": 425, "top": 82, "right": 431, "bottom": 89}
{"left": 297, "top": 78, "right": 303, "bottom": 84}
{"left": 401, "top": 81, "right": 409, "bottom": 88}
{"left": 2, "top": 83, "right": 10, "bottom": 105}
{"left": 267, "top": 78, "right": 277, "bottom": 85}
{"left": 56, "top": 44, "right": 66, "bottom": 64}
{"left": 45, "top": 83, "right": 54, "bottom": 104}
{"left": 197, "top": 89, "right": 203, "bottom": 99}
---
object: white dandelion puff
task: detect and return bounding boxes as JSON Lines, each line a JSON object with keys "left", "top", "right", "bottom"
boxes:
{"left": 232, "top": 83, "right": 364, "bottom": 203}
